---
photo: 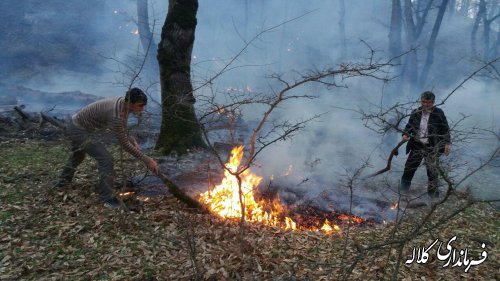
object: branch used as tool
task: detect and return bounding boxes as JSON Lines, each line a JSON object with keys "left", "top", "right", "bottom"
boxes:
{"left": 157, "top": 173, "right": 209, "bottom": 213}
{"left": 363, "top": 139, "right": 408, "bottom": 179}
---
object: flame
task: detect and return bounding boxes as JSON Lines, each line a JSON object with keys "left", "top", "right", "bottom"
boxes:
{"left": 320, "top": 219, "right": 341, "bottom": 233}
{"left": 199, "top": 146, "right": 340, "bottom": 233}
{"left": 338, "top": 214, "right": 364, "bottom": 224}
{"left": 118, "top": 192, "right": 134, "bottom": 196}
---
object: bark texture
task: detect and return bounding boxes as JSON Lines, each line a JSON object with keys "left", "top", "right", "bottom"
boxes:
{"left": 155, "top": 0, "right": 205, "bottom": 155}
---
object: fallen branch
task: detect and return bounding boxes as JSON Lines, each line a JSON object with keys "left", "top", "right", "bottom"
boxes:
{"left": 157, "top": 173, "right": 209, "bottom": 213}
{"left": 13, "top": 106, "right": 34, "bottom": 121}
{"left": 39, "top": 112, "right": 66, "bottom": 129}
{"left": 363, "top": 139, "right": 407, "bottom": 179}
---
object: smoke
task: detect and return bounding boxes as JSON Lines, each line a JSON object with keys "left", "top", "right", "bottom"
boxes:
{"left": 192, "top": 0, "right": 500, "bottom": 213}
{"left": 2, "top": 0, "right": 498, "bottom": 215}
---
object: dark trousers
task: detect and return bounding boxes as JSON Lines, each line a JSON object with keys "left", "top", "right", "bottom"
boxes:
{"left": 59, "top": 122, "right": 115, "bottom": 201}
{"left": 401, "top": 143, "right": 440, "bottom": 197}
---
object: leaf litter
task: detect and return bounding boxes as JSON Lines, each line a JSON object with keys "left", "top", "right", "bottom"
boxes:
{"left": 0, "top": 139, "right": 498, "bottom": 280}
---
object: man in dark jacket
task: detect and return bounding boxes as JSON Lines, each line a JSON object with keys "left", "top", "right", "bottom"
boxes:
{"left": 400, "top": 91, "right": 451, "bottom": 198}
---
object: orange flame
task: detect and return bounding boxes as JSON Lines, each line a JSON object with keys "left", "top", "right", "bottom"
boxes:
{"left": 199, "top": 146, "right": 339, "bottom": 233}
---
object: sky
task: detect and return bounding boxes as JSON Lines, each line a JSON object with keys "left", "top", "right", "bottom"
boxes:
{"left": 2, "top": 0, "right": 498, "bottom": 216}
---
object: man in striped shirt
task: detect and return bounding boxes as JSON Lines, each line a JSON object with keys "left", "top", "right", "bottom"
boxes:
{"left": 54, "top": 88, "right": 159, "bottom": 208}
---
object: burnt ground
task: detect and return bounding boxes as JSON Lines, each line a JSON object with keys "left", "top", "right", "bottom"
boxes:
{"left": 1, "top": 123, "right": 499, "bottom": 280}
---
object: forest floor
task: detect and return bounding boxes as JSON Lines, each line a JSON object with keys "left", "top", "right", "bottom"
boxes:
{"left": 0, "top": 139, "right": 498, "bottom": 281}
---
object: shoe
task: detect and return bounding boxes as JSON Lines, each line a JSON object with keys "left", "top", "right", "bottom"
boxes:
{"left": 103, "top": 197, "right": 121, "bottom": 209}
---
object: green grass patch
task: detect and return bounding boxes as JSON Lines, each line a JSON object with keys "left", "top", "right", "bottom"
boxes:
{"left": 0, "top": 140, "right": 68, "bottom": 178}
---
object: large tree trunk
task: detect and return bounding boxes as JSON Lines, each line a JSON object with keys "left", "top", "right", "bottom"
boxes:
{"left": 419, "top": 0, "right": 449, "bottom": 86}
{"left": 155, "top": 0, "right": 205, "bottom": 155}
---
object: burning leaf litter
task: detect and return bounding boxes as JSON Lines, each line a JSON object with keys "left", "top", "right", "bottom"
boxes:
{"left": 199, "top": 146, "right": 366, "bottom": 234}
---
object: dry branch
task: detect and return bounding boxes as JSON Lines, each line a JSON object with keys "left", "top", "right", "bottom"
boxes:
{"left": 157, "top": 173, "right": 208, "bottom": 213}
{"left": 39, "top": 112, "right": 66, "bottom": 129}
{"left": 363, "top": 139, "right": 408, "bottom": 179}
{"left": 13, "top": 106, "right": 34, "bottom": 121}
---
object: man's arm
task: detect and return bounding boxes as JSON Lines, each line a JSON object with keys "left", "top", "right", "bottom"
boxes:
{"left": 111, "top": 119, "right": 159, "bottom": 174}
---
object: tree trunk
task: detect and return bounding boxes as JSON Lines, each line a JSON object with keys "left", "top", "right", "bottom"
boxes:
{"left": 403, "top": 0, "right": 419, "bottom": 86}
{"left": 419, "top": 0, "right": 449, "bottom": 86}
{"left": 470, "top": 0, "right": 485, "bottom": 55}
{"left": 137, "top": 0, "right": 158, "bottom": 75}
{"left": 386, "top": 0, "right": 403, "bottom": 102}
{"left": 415, "top": 0, "right": 435, "bottom": 37}
{"left": 155, "top": 0, "right": 206, "bottom": 155}
{"left": 482, "top": 2, "right": 500, "bottom": 60}
{"left": 389, "top": 0, "right": 403, "bottom": 64}
{"left": 492, "top": 29, "right": 500, "bottom": 59}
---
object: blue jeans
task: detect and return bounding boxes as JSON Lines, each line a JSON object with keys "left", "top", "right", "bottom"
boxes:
{"left": 59, "top": 122, "right": 115, "bottom": 201}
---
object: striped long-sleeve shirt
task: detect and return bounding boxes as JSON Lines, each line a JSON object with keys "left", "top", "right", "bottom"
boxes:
{"left": 72, "top": 97, "right": 150, "bottom": 162}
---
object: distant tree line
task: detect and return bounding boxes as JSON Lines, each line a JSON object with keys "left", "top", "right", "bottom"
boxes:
{"left": 0, "top": 0, "right": 113, "bottom": 82}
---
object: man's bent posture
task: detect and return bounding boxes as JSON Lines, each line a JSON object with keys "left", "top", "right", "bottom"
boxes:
{"left": 54, "top": 88, "right": 159, "bottom": 208}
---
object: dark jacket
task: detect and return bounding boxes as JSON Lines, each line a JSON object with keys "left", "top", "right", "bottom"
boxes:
{"left": 403, "top": 106, "right": 451, "bottom": 154}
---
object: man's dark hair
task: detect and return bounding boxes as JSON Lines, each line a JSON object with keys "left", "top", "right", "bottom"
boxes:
{"left": 420, "top": 91, "right": 435, "bottom": 101}
{"left": 125, "top": 88, "right": 148, "bottom": 104}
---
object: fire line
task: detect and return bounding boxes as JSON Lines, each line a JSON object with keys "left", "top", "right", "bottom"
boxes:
{"left": 198, "top": 146, "right": 341, "bottom": 233}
